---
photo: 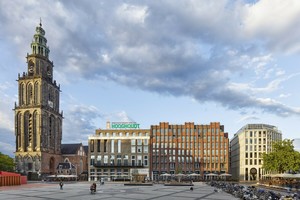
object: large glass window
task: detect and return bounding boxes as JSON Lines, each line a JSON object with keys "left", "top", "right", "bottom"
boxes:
{"left": 97, "top": 140, "right": 100, "bottom": 152}
{"left": 137, "top": 139, "right": 142, "bottom": 145}
{"left": 131, "top": 156, "right": 135, "bottom": 166}
{"left": 90, "top": 155, "right": 95, "bottom": 166}
{"left": 90, "top": 140, "right": 94, "bottom": 152}
{"left": 118, "top": 140, "right": 121, "bottom": 153}
{"left": 131, "top": 146, "right": 136, "bottom": 153}
{"left": 104, "top": 155, "right": 108, "bottom": 164}
{"left": 111, "top": 140, "right": 114, "bottom": 153}
{"left": 144, "top": 146, "right": 148, "bottom": 153}
{"left": 144, "top": 156, "right": 148, "bottom": 166}
{"left": 137, "top": 146, "right": 142, "bottom": 153}
{"left": 110, "top": 155, "right": 115, "bottom": 165}
{"left": 137, "top": 155, "right": 142, "bottom": 166}
{"left": 97, "top": 155, "right": 101, "bottom": 165}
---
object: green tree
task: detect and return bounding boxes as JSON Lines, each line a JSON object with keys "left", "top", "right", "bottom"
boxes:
{"left": 262, "top": 139, "right": 300, "bottom": 173}
{"left": 0, "top": 152, "right": 14, "bottom": 172}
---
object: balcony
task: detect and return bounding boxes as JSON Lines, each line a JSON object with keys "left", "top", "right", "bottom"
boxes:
{"left": 93, "top": 163, "right": 146, "bottom": 168}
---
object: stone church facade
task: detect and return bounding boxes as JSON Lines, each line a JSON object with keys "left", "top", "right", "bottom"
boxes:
{"left": 14, "top": 22, "right": 63, "bottom": 179}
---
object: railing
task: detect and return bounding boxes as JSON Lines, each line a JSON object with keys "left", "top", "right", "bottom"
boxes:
{"left": 93, "top": 163, "right": 146, "bottom": 168}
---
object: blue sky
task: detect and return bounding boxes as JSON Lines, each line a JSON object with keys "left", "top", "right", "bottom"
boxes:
{"left": 1, "top": 0, "right": 300, "bottom": 157}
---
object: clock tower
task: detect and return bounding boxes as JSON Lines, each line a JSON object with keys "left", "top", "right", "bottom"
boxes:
{"left": 14, "top": 22, "right": 63, "bottom": 179}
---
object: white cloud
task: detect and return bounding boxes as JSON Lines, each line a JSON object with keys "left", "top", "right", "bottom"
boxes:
{"left": 279, "top": 93, "right": 291, "bottom": 98}
{"left": 243, "top": 0, "right": 300, "bottom": 53}
{"left": 116, "top": 3, "right": 148, "bottom": 25}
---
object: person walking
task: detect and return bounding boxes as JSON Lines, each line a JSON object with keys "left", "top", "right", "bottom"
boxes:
{"left": 59, "top": 181, "right": 64, "bottom": 190}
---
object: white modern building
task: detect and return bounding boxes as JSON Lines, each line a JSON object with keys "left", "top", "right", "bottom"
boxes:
{"left": 230, "top": 124, "right": 282, "bottom": 181}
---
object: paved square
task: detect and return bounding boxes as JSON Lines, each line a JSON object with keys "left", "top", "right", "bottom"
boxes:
{"left": 0, "top": 182, "right": 238, "bottom": 200}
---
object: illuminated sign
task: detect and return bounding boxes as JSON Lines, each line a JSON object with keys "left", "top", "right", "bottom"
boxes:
{"left": 111, "top": 122, "right": 140, "bottom": 129}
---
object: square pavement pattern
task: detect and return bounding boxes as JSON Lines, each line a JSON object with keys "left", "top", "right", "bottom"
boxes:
{"left": 0, "top": 182, "right": 238, "bottom": 200}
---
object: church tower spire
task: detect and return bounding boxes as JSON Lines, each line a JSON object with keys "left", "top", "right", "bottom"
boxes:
{"left": 15, "top": 22, "right": 63, "bottom": 179}
{"left": 30, "top": 19, "right": 50, "bottom": 58}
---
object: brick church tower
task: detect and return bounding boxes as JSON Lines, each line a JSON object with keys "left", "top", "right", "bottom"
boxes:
{"left": 14, "top": 22, "right": 63, "bottom": 179}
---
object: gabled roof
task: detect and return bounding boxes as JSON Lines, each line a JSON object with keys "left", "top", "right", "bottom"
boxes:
{"left": 61, "top": 143, "right": 82, "bottom": 154}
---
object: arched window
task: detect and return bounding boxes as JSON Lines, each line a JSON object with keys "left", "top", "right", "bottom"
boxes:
{"left": 55, "top": 90, "right": 59, "bottom": 110}
{"left": 16, "top": 112, "right": 22, "bottom": 151}
{"left": 24, "top": 111, "right": 30, "bottom": 151}
{"left": 34, "top": 82, "right": 39, "bottom": 104}
{"left": 20, "top": 83, "right": 25, "bottom": 105}
{"left": 27, "top": 83, "right": 33, "bottom": 105}
{"left": 49, "top": 115, "right": 56, "bottom": 148}
{"left": 33, "top": 111, "right": 38, "bottom": 150}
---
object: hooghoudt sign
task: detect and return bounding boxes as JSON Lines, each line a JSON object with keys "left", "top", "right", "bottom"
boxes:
{"left": 111, "top": 122, "right": 140, "bottom": 129}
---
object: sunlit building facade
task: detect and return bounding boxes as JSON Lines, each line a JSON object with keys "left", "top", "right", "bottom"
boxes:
{"left": 150, "top": 122, "right": 229, "bottom": 180}
{"left": 230, "top": 124, "right": 282, "bottom": 181}
{"left": 88, "top": 122, "right": 150, "bottom": 181}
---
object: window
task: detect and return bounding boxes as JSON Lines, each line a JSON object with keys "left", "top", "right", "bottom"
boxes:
{"left": 97, "top": 140, "right": 100, "bottom": 152}
{"left": 104, "top": 155, "right": 108, "bottom": 164}
{"left": 131, "top": 156, "right": 135, "bottom": 166}
{"left": 144, "top": 146, "right": 148, "bottom": 153}
{"left": 90, "top": 155, "right": 95, "bottom": 166}
{"left": 137, "top": 146, "right": 142, "bottom": 153}
{"left": 90, "top": 140, "right": 94, "bottom": 152}
{"left": 131, "top": 139, "right": 136, "bottom": 145}
{"left": 118, "top": 140, "right": 121, "bottom": 153}
{"left": 110, "top": 155, "right": 115, "bottom": 165}
{"left": 137, "top": 155, "right": 142, "bottom": 166}
{"left": 124, "top": 155, "right": 128, "bottom": 166}
{"left": 131, "top": 146, "right": 136, "bottom": 153}
{"left": 144, "top": 139, "right": 148, "bottom": 145}
{"left": 97, "top": 155, "right": 101, "bottom": 165}
{"left": 104, "top": 140, "right": 107, "bottom": 152}
{"left": 137, "top": 139, "right": 142, "bottom": 145}
{"left": 117, "top": 155, "right": 121, "bottom": 166}
{"left": 111, "top": 140, "right": 114, "bottom": 153}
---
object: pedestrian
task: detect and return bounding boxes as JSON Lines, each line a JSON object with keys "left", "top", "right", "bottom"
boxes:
{"left": 59, "top": 181, "right": 64, "bottom": 190}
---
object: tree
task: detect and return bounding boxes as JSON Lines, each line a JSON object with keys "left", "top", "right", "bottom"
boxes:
{"left": 262, "top": 139, "right": 300, "bottom": 173}
{"left": 0, "top": 152, "right": 15, "bottom": 172}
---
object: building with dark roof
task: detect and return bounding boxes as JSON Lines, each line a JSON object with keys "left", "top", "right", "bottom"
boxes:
{"left": 60, "top": 143, "right": 88, "bottom": 179}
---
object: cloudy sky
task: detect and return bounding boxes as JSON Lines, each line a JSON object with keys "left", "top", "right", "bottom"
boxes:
{"left": 1, "top": 0, "right": 300, "bottom": 157}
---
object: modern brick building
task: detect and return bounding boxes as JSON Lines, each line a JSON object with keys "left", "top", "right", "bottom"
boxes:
{"left": 88, "top": 122, "right": 150, "bottom": 181}
{"left": 150, "top": 122, "right": 229, "bottom": 181}
{"left": 230, "top": 124, "right": 282, "bottom": 181}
